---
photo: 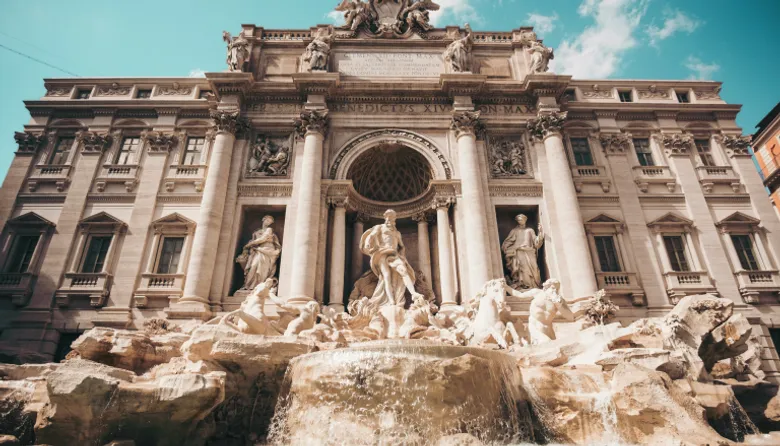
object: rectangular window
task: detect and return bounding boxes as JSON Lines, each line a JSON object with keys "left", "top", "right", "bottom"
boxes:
{"left": 633, "top": 138, "right": 655, "bottom": 166}
{"left": 5, "top": 235, "right": 40, "bottom": 273}
{"left": 695, "top": 139, "right": 716, "bottom": 166}
{"left": 49, "top": 137, "right": 74, "bottom": 165}
{"left": 618, "top": 91, "right": 633, "bottom": 103}
{"left": 135, "top": 89, "right": 152, "bottom": 99}
{"left": 81, "top": 236, "right": 112, "bottom": 273}
{"left": 731, "top": 234, "right": 761, "bottom": 271}
{"left": 156, "top": 237, "right": 185, "bottom": 274}
{"left": 570, "top": 138, "right": 594, "bottom": 166}
{"left": 198, "top": 90, "right": 213, "bottom": 99}
{"left": 595, "top": 236, "right": 622, "bottom": 272}
{"left": 676, "top": 91, "right": 690, "bottom": 103}
{"left": 75, "top": 88, "right": 92, "bottom": 99}
{"left": 115, "top": 137, "right": 140, "bottom": 165}
{"left": 182, "top": 137, "right": 205, "bottom": 165}
{"left": 563, "top": 89, "right": 577, "bottom": 102}
{"left": 663, "top": 235, "right": 691, "bottom": 272}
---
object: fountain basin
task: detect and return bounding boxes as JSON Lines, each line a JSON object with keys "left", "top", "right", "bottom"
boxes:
{"left": 269, "top": 340, "right": 534, "bottom": 445}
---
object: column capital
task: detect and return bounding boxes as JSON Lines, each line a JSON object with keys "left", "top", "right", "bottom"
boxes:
{"left": 450, "top": 110, "right": 484, "bottom": 140}
{"left": 599, "top": 132, "right": 632, "bottom": 156}
{"left": 721, "top": 134, "right": 753, "bottom": 158}
{"left": 327, "top": 196, "right": 349, "bottom": 209}
{"left": 656, "top": 132, "right": 694, "bottom": 157}
{"left": 143, "top": 131, "right": 180, "bottom": 154}
{"left": 14, "top": 131, "right": 46, "bottom": 155}
{"left": 527, "top": 111, "right": 567, "bottom": 141}
{"left": 77, "top": 131, "right": 113, "bottom": 155}
{"left": 210, "top": 109, "right": 247, "bottom": 135}
{"left": 432, "top": 196, "right": 454, "bottom": 210}
{"left": 412, "top": 212, "right": 432, "bottom": 223}
{"left": 294, "top": 110, "right": 329, "bottom": 138}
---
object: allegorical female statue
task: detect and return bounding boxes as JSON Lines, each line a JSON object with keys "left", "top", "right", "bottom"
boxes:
{"left": 501, "top": 214, "right": 544, "bottom": 289}
{"left": 236, "top": 215, "right": 281, "bottom": 290}
{"left": 303, "top": 31, "right": 333, "bottom": 72}
{"left": 443, "top": 23, "right": 473, "bottom": 73}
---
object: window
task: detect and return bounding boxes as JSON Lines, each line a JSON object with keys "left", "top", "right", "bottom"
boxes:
{"left": 595, "top": 236, "right": 622, "bottom": 272}
{"left": 676, "top": 91, "right": 690, "bottom": 103}
{"left": 156, "top": 237, "right": 184, "bottom": 274}
{"left": 618, "top": 91, "right": 633, "bottom": 103}
{"left": 115, "top": 137, "right": 140, "bottom": 165}
{"left": 663, "top": 236, "right": 691, "bottom": 272}
{"left": 80, "top": 236, "right": 112, "bottom": 273}
{"left": 49, "top": 137, "right": 74, "bottom": 165}
{"left": 75, "top": 88, "right": 92, "bottom": 100}
{"left": 633, "top": 138, "right": 654, "bottom": 166}
{"left": 695, "top": 139, "right": 715, "bottom": 166}
{"left": 4, "top": 235, "right": 40, "bottom": 274}
{"left": 570, "top": 138, "right": 594, "bottom": 166}
{"left": 198, "top": 90, "right": 213, "bottom": 99}
{"left": 182, "top": 137, "right": 205, "bottom": 165}
{"left": 136, "top": 89, "right": 152, "bottom": 99}
{"left": 563, "top": 89, "right": 577, "bottom": 102}
{"left": 731, "top": 235, "right": 761, "bottom": 271}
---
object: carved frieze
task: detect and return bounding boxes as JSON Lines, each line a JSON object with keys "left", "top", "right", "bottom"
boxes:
{"left": 694, "top": 87, "right": 722, "bottom": 100}
{"left": 247, "top": 134, "right": 292, "bottom": 177}
{"left": 488, "top": 136, "right": 527, "bottom": 177}
{"left": 658, "top": 133, "right": 694, "bottom": 156}
{"left": 157, "top": 82, "right": 192, "bottom": 96}
{"left": 637, "top": 85, "right": 670, "bottom": 99}
{"left": 599, "top": 133, "right": 632, "bottom": 156}
{"left": 78, "top": 132, "right": 113, "bottom": 154}
{"left": 527, "top": 111, "right": 567, "bottom": 141}
{"left": 722, "top": 134, "right": 752, "bottom": 157}
{"left": 581, "top": 85, "right": 613, "bottom": 99}
{"left": 45, "top": 86, "right": 71, "bottom": 97}
{"left": 450, "top": 111, "right": 483, "bottom": 139}
{"left": 294, "top": 110, "right": 329, "bottom": 137}
{"left": 95, "top": 83, "right": 131, "bottom": 97}
{"left": 144, "top": 132, "right": 179, "bottom": 153}
{"left": 14, "top": 131, "right": 46, "bottom": 154}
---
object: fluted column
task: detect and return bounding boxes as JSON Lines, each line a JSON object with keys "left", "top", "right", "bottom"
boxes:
{"left": 351, "top": 213, "right": 368, "bottom": 282}
{"left": 288, "top": 110, "right": 329, "bottom": 305}
{"left": 328, "top": 197, "right": 347, "bottom": 312}
{"left": 434, "top": 197, "right": 458, "bottom": 307}
{"left": 451, "top": 111, "right": 493, "bottom": 297}
{"left": 178, "top": 110, "right": 242, "bottom": 314}
{"left": 413, "top": 212, "right": 433, "bottom": 287}
{"left": 529, "top": 112, "right": 598, "bottom": 299}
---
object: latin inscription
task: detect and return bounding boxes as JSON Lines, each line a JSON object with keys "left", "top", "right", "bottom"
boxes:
{"left": 247, "top": 103, "right": 534, "bottom": 115}
{"left": 336, "top": 53, "right": 443, "bottom": 78}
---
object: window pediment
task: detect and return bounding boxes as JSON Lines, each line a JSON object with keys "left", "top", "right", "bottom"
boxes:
{"left": 151, "top": 213, "right": 196, "bottom": 233}
{"left": 78, "top": 212, "right": 127, "bottom": 232}
{"left": 716, "top": 212, "right": 760, "bottom": 233}
{"left": 585, "top": 214, "right": 625, "bottom": 234}
{"left": 7, "top": 212, "right": 55, "bottom": 229}
{"left": 647, "top": 212, "right": 694, "bottom": 233}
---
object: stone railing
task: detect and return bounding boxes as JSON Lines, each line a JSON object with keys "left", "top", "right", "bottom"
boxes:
{"left": 56, "top": 272, "right": 112, "bottom": 307}
{"left": 664, "top": 271, "right": 716, "bottom": 303}
{"left": 133, "top": 273, "right": 186, "bottom": 308}
{"left": 632, "top": 165, "right": 676, "bottom": 193}
{"left": 695, "top": 166, "right": 741, "bottom": 193}
{"left": 163, "top": 165, "right": 207, "bottom": 193}
{"left": 571, "top": 165, "right": 610, "bottom": 193}
{"left": 0, "top": 272, "right": 35, "bottom": 306}
{"left": 735, "top": 270, "right": 780, "bottom": 304}
{"left": 27, "top": 164, "right": 73, "bottom": 192}
{"left": 472, "top": 32, "right": 513, "bottom": 43}
{"left": 596, "top": 272, "right": 639, "bottom": 289}
{"left": 261, "top": 31, "right": 310, "bottom": 41}
{"left": 94, "top": 164, "right": 140, "bottom": 193}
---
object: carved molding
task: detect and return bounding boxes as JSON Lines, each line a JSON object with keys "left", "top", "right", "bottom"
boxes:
{"left": 78, "top": 131, "right": 113, "bottom": 154}
{"left": 143, "top": 132, "right": 179, "bottom": 153}
{"left": 488, "top": 184, "right": 543, "bottom": 197}
{"left": 95, "top": 83, "right": 131, "bottom": 97}
{"left": 294, "top": 110, "right": 329, "bottom": 138}
{"left": 694, "top": 86, "right": 722, "bottom": 100}
{"left": 581, "top": 85, "right": 613, "bottom": 99}
{"left": 599, "top": 133, "right": 632, "bottom": 156}
{"left": 44, "top": 86, "right": 72, "bottom": 97}
{"left": 157, "top": 82, "right": 192, "bottom": 96}
{"left": 657, "top": 133, "right": 694, "bottom": 156}
{"left": 450, "top": 111, "right": 484, "bottom": 139}
{"left": 237, "top": 183, "right": 294, "bottom": 197}
{"left": 527, "top": 111, "right": 567, "bottom": 141}
{"left": 14, "top": 131, "right": 46, "bottom": 154}
{"left": 637, "top": 85, "right": 670, "bottom": 99}
{"left": 722, "top": 134, "right": 752, "bottom": 157}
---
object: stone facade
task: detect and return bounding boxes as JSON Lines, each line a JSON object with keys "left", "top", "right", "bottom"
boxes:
{"left": 1, "top": 21, "right": 780, "bottom": 382}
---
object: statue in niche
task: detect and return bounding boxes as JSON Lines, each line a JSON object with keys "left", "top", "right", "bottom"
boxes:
{"left": 443, "top": 23, "right": 473, "bottom": 73}
{"left": 248, "top": 135, "right": 290, "bottom": 176}
{"left": 360, "top": 209, "right": 425, "bottom": 308}
{"left": 304, "top": 30, "right": 333, "bottom": 72}
{"left": 236, "top": 216, "right": 281, "bottom": 290}
{"left": 502, "top": 214, "right": 544, "bottom": 289}
{"left": 507, "top": 279, "right": 573, "bottom": 344}
{"left": 490, "top": 139, "right": 527, "bottom": 177}
{"left": 399, "top": 0, "right": 440, "bottom": 32}
{"left": 222, "top": 31, "right": 250, "bottom": 72}
{"left": 528, "top": 40, "right": 554, "bottom": 74}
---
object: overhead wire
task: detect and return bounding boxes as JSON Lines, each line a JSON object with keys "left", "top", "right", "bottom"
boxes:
{"left": 0, "top": 42, "right": 80, "bottom": 77}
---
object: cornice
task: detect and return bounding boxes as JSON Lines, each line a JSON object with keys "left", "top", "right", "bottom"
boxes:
{"left": 16, "top": 194, "right": 66, "bottom": 204}
{"left": 156, "top": 195, "right": 203, "bottom": 204}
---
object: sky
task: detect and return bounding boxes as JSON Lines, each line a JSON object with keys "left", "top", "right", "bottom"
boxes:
{"left": 0, "top": 0, "right": 778, "bottom": 180}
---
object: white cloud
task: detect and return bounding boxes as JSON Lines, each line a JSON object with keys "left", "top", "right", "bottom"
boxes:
{"left": 550, "top": 0, "right": 649, "bottom": 79}
{"left": 646, "top": 9, "right": 701, "bottom": 45}
{"left": 685, "top": 56, "right": 720, "bottom": 80}
{"left": 526, "top": 12, "right": 559, "bottom": 35}
{"left": 326, "top": 10, "right": 345, "bottom": 26}
{"left": 188, "top": 69, "right": 206, "bottom": 78}
{"left": 429, "top": 0, "right": 482, "bottom": 27}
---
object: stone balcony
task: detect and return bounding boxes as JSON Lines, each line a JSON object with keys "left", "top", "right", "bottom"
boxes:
{"left": 571, "top": 165, "right": 611, "bottom": 193}
{"left": 133, "top": 273, "right": 186, "bottom": 308}
{"left": 27, "top": 164, "right": 72, "bottom": 192}
{"left": 734, "top": 270, "right": 780, "bottom": 304}
{"left": 596, "top": 272, "right": 645, "bottom": 306}
{"left": 664, "top": 271, "right": 717, "bottom": 304}
{"left": 55, "top": 272, "right": 112, "bottom": 307}
{"left": 632, "top": 166, "right": 676, "bottom": 193}
{"left": 0, "top": 273, "right": 35, "bottom": 306}
{"left": 163, "top": 164, "right": 207, "bottom": 192}
{"left": 695, "top": 165, "right": 741, "bottom": 193}
{"left": 94, "top": 164, "right": 139, "bottom": 192}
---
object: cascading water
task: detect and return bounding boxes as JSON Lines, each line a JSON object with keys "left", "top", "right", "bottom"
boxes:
{"left": 267, "top": 340, "right": 535, "bottom": 445}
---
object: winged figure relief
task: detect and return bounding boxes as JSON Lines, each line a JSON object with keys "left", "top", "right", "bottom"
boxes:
{"left": 335, "top": 0, "right": 378, "bottom": 31}
{"left": 399, "top": 0, "right": 440, "bottom": 31}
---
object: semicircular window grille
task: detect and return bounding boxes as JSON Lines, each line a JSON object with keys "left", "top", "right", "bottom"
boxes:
{"left": 347, "top": 144, "right": 433, "bottom": 203}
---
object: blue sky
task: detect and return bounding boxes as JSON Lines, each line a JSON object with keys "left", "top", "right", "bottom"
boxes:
{"left": 1, "top": 0, "right": 778, "bottom": 180}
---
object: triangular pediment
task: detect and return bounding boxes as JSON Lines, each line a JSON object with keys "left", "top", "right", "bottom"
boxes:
{"left": 7, "top": 212, "right": 55, "bottom": 227}
{"left": 79, "top": 211, "right": 126, "bottom": 226}
{"left": 648, "top": 212, "right": 693, "bottom": 227}
{"left": 588, "top": 214, "right": 623, "bottom": 224}
{"left": 718, "top": 212, "right": 760, "bottom": 225}
{"left": 152, "top": 213, "right": 196, "bottom": 226}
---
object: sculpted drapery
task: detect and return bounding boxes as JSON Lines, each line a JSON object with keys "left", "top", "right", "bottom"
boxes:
{"left": 237, "top": 216, "right": 281, "bottom": 290}
{"left": 502, "top": 214, "right": 544, "bottom": 290}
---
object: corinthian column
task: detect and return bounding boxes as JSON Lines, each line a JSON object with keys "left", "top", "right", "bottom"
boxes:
{"left": 528, "top": 111, "right": 598, "bottom": 299}
{"left": 288, "top": 110, "right": 329, "bottom": 305}
{"left": 351, "top": 213, "right": 369, "bottom": 283}
{"left": 177, "top": 110, "right": 243, "bottom": 316}
{"left": 413, "top": 212, "right": 433, "bottom": 288}
{"left": 434, "top": 197, "right": 458, "bottom": 307}
{"left": 328, "top": 197, "right": 347, "bottom": 312}
{"left": 451, "top": 111, "right": 493, "bottom": 297}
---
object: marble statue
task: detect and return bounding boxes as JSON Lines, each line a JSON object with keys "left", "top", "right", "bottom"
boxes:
{"left": 284, "top": 301, "right": 320, "bottom": 337}
{"left": 528, "top": 40, "right": 554, "bottom": 74}
{"left": 400, "top": 0, "right": 440, "bottom": 31}
{"left": 335, "top": 0, "right": 376, "bottom": 32}
{"left": 399, "top": 293, "right": 440, "bottom": 339}
{"left": 222, "top": 31, "right": 249, "bottom": 72}
{"left": 502, "top": 214, "right": 544, "bottom": 289}
{"left": 490, "top": 140, "right": 527, "bottom": 177}
{"left": 468, "top": 279, "right": 522, "bottom": 348}
{"left": 443, "top": 23, "right": 473, "bottom": 73}
{"left": 236, "top": 216, "right": 281, "bottom": 290}
{"left": 360, "top": 209, "right": 425, "bottom": 307}
{"left": 508, "top": 279, "right": 573, "bottom": 344}
{"left": 304, "top": 31, "right": 333, "bottom": 72}
{"left": 220, "top": 278, "right": 280, "bottom": 335}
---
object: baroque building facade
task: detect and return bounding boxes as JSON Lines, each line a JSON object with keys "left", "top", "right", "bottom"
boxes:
{"left": 1, "top": 15, "right": 780, "bottom": 378}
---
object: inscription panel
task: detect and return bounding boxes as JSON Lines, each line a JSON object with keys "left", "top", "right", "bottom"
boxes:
{"left": 335, "top": 52, "right": 443, "bottom": 78}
